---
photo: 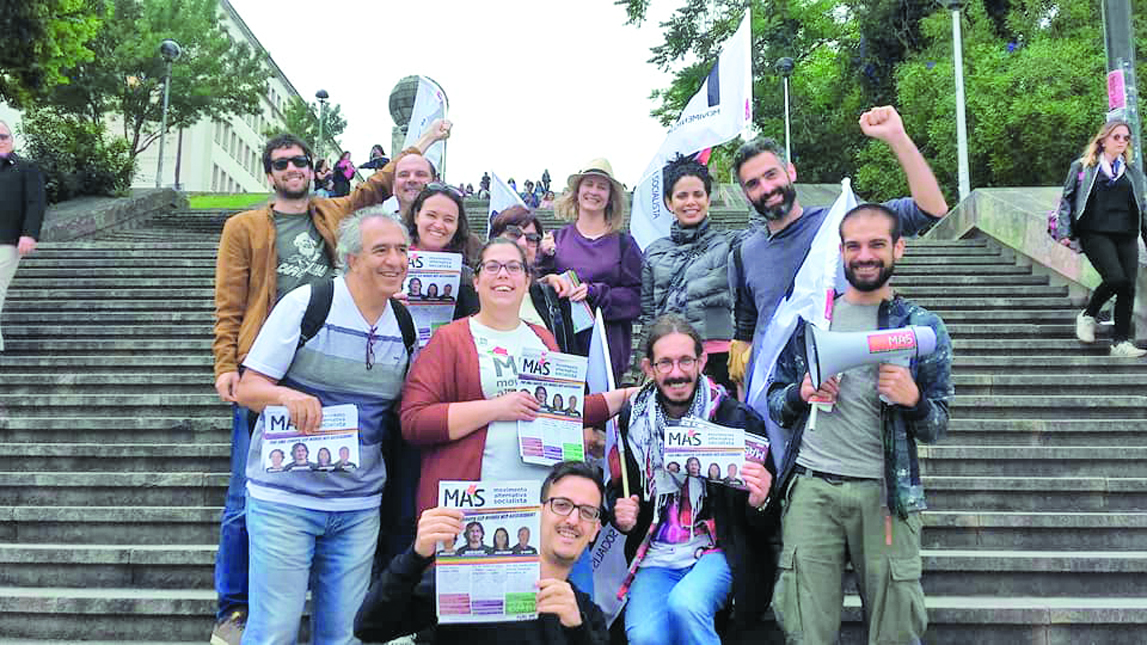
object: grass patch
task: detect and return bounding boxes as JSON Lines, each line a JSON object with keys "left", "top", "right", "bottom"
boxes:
{"left": 187, "top": 193, "right": 271, "bottom": 209}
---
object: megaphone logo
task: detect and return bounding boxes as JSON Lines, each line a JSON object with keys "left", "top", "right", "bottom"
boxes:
{"left": 805, "top": 323, "right": 937, "bottom": 392}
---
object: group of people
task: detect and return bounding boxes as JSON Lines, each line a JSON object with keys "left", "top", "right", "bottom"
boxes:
{"left": 313, "top": 145, "right": 392, "bottom": 198}
{"left": 202, "top": 107, "right": 1141, "bottom": 645}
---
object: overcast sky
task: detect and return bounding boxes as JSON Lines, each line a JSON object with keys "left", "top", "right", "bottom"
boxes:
{"left": 229, "top": 0, "right": 682, "bottom": 189}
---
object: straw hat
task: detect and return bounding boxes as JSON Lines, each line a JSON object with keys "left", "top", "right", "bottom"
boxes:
{"left": 565, "top": 158, "right": 626, "bottom": 200}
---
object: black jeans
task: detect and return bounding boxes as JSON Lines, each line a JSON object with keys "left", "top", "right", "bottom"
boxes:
{"left": 1080, "top": 231, "right": 1139, "bottom": 342}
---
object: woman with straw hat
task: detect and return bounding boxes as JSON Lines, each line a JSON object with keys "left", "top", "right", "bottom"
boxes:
{"left": 537, "top": 158, "right": 644, "bottom": 382}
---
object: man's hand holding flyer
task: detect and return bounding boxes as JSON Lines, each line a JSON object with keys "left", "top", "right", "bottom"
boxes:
{"left": 667, "top": 417, "right": 768, "bottom": 489}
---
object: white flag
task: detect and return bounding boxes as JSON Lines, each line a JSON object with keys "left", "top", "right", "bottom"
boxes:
{"left": 488, "top": 171, "right": 527, "bottom": 230}
{"left": 587, "top": 309, "right": 629, "bottom": 626}
{"left": 629, "top": 8, "right": 753, "bottom": 250}
{"left": 745, "top": 179, "right": 859, "bottom": 466}
{"left": 402, "top": 76, "right": 448, "bottom": 175}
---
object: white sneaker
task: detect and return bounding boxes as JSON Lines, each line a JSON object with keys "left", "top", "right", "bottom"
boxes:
{"left": 1076, "top": 311, "right": 1097, "bottom": 343}
{"left": 1110, "top": 341, "right": 1147, "bottom": 358}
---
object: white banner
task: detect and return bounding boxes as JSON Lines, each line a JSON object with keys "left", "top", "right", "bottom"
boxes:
{"left": 745, "top": 179, "right": 858, "bottom": 466}
{"left": 629, "top": 8, "right": 754, "bottom": 250}
{"left": 489, "top": 171, "right": 527, "bottom": 229}
{"left": 402, "top": 76, "right": 448, "bottom": 174}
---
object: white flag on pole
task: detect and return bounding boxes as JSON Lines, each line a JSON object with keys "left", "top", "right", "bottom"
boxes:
{"left": 402, "top": 76, "right": 448, "bottom": 173}
{"left": 488, "top": 171, "right": 527, "bottom": 230}
{"left": 629, "top": 8, "right": 754, "bottom": 250}
{"left": 744, "top": 179, "right": 859, "bottom": 466}
{"left": 587, "top": 309, "right": 629, "bottom": 626}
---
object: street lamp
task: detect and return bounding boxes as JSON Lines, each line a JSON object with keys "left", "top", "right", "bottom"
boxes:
{"left": 155, "top": 38, "right": 182, "bottom": 189}
{"left": 775, "top": 57, "right": 795, "bottom": 164}
{"left": 315, "top": 89, "right": 329, "bottom": 159}
{"left": 940, "top": 0, "right": 971, "bottom": 200}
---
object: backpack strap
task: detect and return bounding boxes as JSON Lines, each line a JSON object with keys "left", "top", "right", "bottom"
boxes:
{"left": 389, "top": 297, "right": 418, "bottom": 374}
{"left": 297, "top": 278, "right": 336, "bottom": 349}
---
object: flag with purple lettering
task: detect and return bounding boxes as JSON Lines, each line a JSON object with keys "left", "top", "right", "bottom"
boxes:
{"left": 587, "top": 308, "right": 629, "bottom": 625}
{"left": 629, "top": 8, "right": 753, "bottom": 250}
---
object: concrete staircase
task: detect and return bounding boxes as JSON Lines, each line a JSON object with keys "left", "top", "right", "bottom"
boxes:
{"left": 0, "top": 207, "right": 1145, "bottom": 642}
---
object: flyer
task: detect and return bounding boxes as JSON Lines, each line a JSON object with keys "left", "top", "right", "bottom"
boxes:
{"left": 562, "top": 270, "right": 595, "bottom": 333}
{"left": 405, "top": 250, "right": 463, "bottom": 346}
{"left": 259, "top": 404, "right": 359, "bottom": 473}
{"left": 436, "top": 480, "right": 542, "bottom": 624}
{"left": 516, "top": 348, "right": 588, "bottom": 465}
{"left": 668, "top": 417, "right": 747, "bottom": 488}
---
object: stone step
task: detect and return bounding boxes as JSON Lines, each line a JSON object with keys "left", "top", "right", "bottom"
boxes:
{"left": 921, "top": 446, "right": 1147, "bottom": 477}
{"left": 945, "top": 419, "right": 1147, "bottom": 446}
{"left": 9, "top": 278, "right": 215, "bottom": 289}
{"left": 898, "top": 285, "right": 1069, "bottom": 298}
{"left": 14, "top": 267, "right": 216, "bottom": 279}
{"left": 950, "top": 339, "right": 1117, "bottom": 354}
{"left": 15, "top": 258, "right": 213, "bottom": 269}
{"left": 945, "top": 323, "right": 1088, "bottom": 339}
{"left": 0, "top": 545, "right": 215, "bottom": 590}
{"left": 4, "top": 325, "right": 215, "bottom": 338}
{"left": 0, "top": 473, "right": 226, "bottom": 506}
{"left": 31, "top": 244, "right": 220, "bottom": 253}
{"left": 1, "top": 373, "right": 213, "bottom": 389}
{"left": 895, "top": 255, "right": 1012, "bottom": 266}
{"left": 952, "top": 373, "right": 1147, "bottom": 395}
{"left": 0, "top": 587, "right": 216, "bottom": 641}
{"left": 895, "top": 274, "right": 1049, "bottom": 286}
{"left": 952, "top": 355, "right": 1147, "bottom": 373}
{"left": 893, "top": 264, "right": 1032, "bottom": 276}
{"left": 0, "top": 393, "right": 223, "bottom": 410}
{"left": 5, "top": 288, "right": 213, "bottom": 300}
{"left": 2, "top": 311, "right": 215, "bottom": 325}
{"left": 948, "top": 395, "right": 1147, "bottom": 419}
{"left": 0, "top": 339, "right": 211, "bottom": 355}
{"left": 0, "top": 356, "right": 212, "bottom": 370}
{"left": 923, "top": 511, "right": 1147, "bottom": 550}
{"left": 0, "top": 507, "right": 221, "bottom": 545}
{"left": 915, "top": 297, "right": 1072, "bottom": 310}
{"left": 923, "top": 476, "right": 1147, "bottom": 511}
{"left": 0, "top": 444, "right": 228, "bottom": 472}
{"left": 0, "top": 416, "right": 228, "bottom": 444}
{"left": 938, "top": 309, "right": 1086, "bottom": 324}
{"left": 0, "top": 299, "right": 211, "bottom": 312}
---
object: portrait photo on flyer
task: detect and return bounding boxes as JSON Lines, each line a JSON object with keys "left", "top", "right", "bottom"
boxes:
{"left": 259, "top": 404, "right": 360, "bottom": 473}
{"left": 668, "top": 417, "right": 750, "bottom": 488}
{"left": 436, "top": 480, "right": 543, "bottom": 624}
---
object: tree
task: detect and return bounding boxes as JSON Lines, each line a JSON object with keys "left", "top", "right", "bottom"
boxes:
{"left": 263, "top": 96, "right": 347, "bottom": 159}
{"left": 43, "top": 0, "right": 270, "bottom": 160}
{"left": 0, "top": 0, "right": 107, "bottom": 106}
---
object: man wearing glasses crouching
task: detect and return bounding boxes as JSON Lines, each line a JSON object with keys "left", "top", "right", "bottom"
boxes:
{"left": 611, "top": 314, "right": 780, "bottom": 644}
{"left": 355, "top": 460, "right": 609, "bottom": 644}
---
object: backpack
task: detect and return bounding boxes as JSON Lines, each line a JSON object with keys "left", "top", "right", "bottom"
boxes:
{"left": 297, "top": 278, "right": 418, "bottom": 373}
{"left": 1048, "top": 169, "right": 1084, "bottom": 254}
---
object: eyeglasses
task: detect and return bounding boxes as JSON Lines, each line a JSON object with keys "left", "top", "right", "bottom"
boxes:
{"left": 502, "top": 225, "right": 542, "bottom": 246}
{"left": 271, "top": 155, "right": 312, "bottom": 171}
{"left": 427, "top": 181, "right": 463, "bottom": 197}
{"left": 652, "top": 356, "right": 698, "bottom": 373}
{"left": 545, "top": 497, "right": 601, "bottom": 522}
{"left": 1111, "top": 134, "right": 1132, "bottom": 142}
{"left": 365, "top": 325, "right": 377, "bottom": 371}
{"left": 479, "top": 260, "right": 525, "bottom": 275}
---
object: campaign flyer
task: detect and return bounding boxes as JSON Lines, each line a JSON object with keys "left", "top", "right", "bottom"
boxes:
{"left": 516, "top": 348, "right": 588, "bottom": 465}
{"left": 436, "top": 480, "right": 542, "bottom": 624}
{"left": 259, "top": 404, "right": 359, "bottom": 473}
{"left": 405, "top": 250, "right": 463, "bottom": 346}
{"left": 668, "top": 417, "right": 748, "bottom": 487}
{"left": 562, "top": 270, "right": 595, "bottom": 333}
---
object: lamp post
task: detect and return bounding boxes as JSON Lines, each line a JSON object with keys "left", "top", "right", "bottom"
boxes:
{"left": 941, "top": 0, "right": 971, "bottom": 200}
{"left": 775, "top": 57, "right": 795, "bottom": 163}
{"left": 155, "top": 38, "right": 182, "bottom": 189}
{"left": 315, "top": 89, "right": 329, "bottom": 159}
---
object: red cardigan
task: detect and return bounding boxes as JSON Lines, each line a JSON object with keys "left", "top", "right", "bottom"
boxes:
{"left": 400, "top": 317, "right": 611, "bottom": 514}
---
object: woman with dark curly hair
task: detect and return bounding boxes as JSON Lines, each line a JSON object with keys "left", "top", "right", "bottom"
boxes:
{"left": 404, "top": 184, "right": 480, "bottom": 320}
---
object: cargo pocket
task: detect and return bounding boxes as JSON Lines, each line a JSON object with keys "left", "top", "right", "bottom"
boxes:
{"left": 880, "top": 555, "right": 927, "bottom": 644}
{"left": 771, "top": 546, "right": 802, "bottom": 640}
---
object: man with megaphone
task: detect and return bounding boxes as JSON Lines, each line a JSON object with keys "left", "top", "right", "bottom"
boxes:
{"left": 765, "top": 204, "right": 953, "bottom": 645}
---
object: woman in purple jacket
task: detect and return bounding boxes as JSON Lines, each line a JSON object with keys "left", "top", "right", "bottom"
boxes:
{"left": 537, "top": 158, "right": 643, "bottom": 383}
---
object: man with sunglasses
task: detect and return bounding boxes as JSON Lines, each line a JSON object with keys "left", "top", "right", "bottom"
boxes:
{"left": 209, "top": 122, "right": 449, "bottom": 644}
{"left": 609, "top": 313, "right": 779, "bottom": 644}
{"left": 0, "top": 120, "right": 45, "bottom": 354}
{"left": 355, "top": 460, "right": 609, "bottom": 644}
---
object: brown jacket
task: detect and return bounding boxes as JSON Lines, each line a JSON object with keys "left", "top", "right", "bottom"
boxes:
{"left": 213, "top": 160, "right": 402, "bottom": 378}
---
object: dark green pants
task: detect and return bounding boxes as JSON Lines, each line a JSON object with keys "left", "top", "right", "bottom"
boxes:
{"left": 771, "top": 473, "right": 926, "bottom": 645}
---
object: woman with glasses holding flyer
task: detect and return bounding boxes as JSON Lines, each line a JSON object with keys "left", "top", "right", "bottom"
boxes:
{"left": 404, "top": 184, "right": 481, "bottom": 320}
{"left": 537, "top": 158, "right": 643, "bottom": 383}
{"left": 1057, "top": 119, "right": 1147, "bottom": 357}
{"left": 401, "top": 238, "right": 633, "bottom": 515}
{"left": 490, "top": 206, "right": 577, "bottom": 354}
{"left": 639, "top": 156, "right": 736, "bottom": 392}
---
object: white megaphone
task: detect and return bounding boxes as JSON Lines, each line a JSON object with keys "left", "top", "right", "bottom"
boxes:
{"left": 804, "top": 323, "right": 937, "bottom": 404}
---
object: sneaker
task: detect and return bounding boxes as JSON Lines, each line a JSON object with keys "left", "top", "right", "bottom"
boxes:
{"left": 210, "top": 608, "right": 247, "bottom": 645}
{"left": 1076, "top": 311, "right": 1097, "bottom": 343}
{"left": 1110, "top": 341, "right": 1147, "bottom": 358}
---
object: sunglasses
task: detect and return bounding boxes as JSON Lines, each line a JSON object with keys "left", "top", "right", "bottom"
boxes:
{"left": 270, "top": 155, "right": 312, "bottom": 171}
{"left": 427, "top": 181, "right": 463, "bottom": 197}
{"left": 502, "top": 225, "right": 542, "bottom": 245}
{"left": 1111, "top": 134, "right": 1132, "bottom": 142}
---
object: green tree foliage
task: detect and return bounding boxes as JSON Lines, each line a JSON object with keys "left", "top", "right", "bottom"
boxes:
{"left": 43, "top": 0, "right": 269, "bottom": 160}
{"left": 0, "top": 0, "right": 107, "bottom": 106}
{"left": 19, "top": 106, "right": 136, "bottom": 204}
{"left": 625, "top": 0, "right": 1146, "bottom": 203}
{"left": 263, "top": 96, "right": 347, "bottom": 159}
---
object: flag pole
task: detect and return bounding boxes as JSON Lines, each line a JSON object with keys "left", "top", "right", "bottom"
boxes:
{"left": 595, "top": 309, "right": 630, "bottom": 498}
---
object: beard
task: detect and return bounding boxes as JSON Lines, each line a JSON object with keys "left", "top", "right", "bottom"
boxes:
{"left": 274, "top": 175, "right": 311, "bottom": 200}
{"left": 844, "top": 259, "right": 896, "bottom": 292}
{"left": 657, "top": 376, "right": 698, "bottom": 406}
{"left": 751, "top": 182, "right": 797, "bottom": 221}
